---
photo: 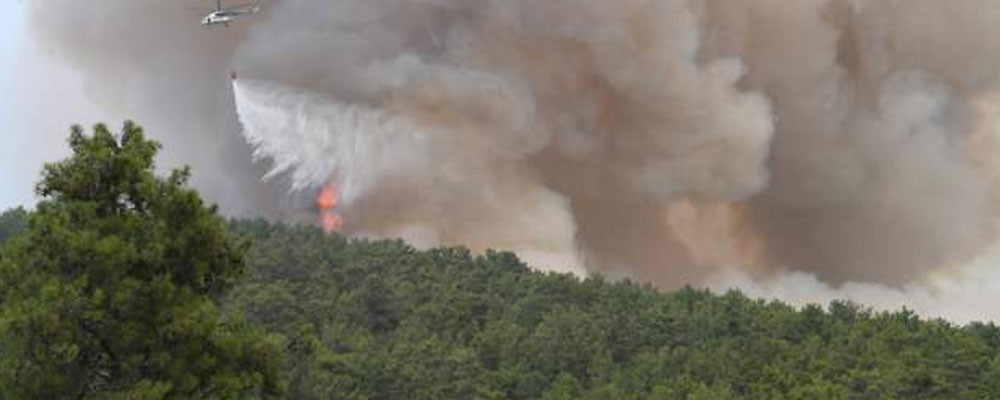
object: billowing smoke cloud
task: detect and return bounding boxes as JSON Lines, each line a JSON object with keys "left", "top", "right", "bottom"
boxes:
{"left": 16, "top": 0, "right": 1000, "bottom": 320}
{"left": 14, "top": 1, "right": 287, "bottom": 218}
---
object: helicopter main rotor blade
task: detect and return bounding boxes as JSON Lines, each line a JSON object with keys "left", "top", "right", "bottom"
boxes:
{"left": 225, "top": 2, "right": 258, "bottom": 11}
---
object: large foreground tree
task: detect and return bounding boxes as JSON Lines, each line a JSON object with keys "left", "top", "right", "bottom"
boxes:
{"left": 0, "top": 122, "right": 283, "bottom": 399}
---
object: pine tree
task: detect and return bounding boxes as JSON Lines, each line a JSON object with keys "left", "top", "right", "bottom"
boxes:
{"left": 0, "top": 122, "right": 283, "bottom": 399}
{"left": 0, "top": 207, "right": 27, "bottom": 246}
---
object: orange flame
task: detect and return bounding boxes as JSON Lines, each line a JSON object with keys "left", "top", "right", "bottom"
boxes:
{"left": 316, "top": 184, "right": 339, "bottom": 210}
{"left": 316, "top": 182, "right": 343, "bottom": 234}
{"left": 321, "top": 212, "right": 344, "bottom": 234}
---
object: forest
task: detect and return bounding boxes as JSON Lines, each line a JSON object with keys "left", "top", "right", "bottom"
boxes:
{"left": 2, "top": 123, "right": 1000, "bottom": 399}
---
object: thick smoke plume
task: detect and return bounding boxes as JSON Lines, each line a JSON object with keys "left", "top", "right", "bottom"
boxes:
{"left": 17, "top": 0, "right": 1000, "bottom": 320}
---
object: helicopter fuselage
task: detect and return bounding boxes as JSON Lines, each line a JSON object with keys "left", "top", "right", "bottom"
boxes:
{"left": 202, "top": 11, "right": 238, "bottom": 27}
{"left": 201, "top": 4, "right": 259, "bottom": 28}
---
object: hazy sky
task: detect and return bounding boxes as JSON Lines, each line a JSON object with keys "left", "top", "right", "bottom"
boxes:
{"left": 0, "top": 1, "right": 106, "bottom": 211}
{"left": 0, "top": 1, "right": 24, "bottom": 209}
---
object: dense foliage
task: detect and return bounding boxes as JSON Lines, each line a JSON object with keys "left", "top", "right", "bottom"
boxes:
{"left": 4, "top": 203, "right": 1000, "bottom": 399}
{"left": 226, "top": 219, "right": 1000, "bottom": 399}
{"left": 0, "top": 123, "right": 282, "bottom": 399}
{"left": 3, "top": 122, "right": 1000, "bottom": 398}
{"left": 0, "top": 207, "right": 27, "bottom": 246}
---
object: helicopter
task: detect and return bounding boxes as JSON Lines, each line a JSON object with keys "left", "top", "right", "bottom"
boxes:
{"left": 199, "top": 0, "right": 260, "bottom": 27}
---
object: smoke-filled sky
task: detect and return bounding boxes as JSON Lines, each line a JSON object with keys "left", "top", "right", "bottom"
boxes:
{"left": 0, "top": 0, "right": 25, "bottom": 208}
{"left": 9, "top": 0, "right": 1000, "bottom": 322}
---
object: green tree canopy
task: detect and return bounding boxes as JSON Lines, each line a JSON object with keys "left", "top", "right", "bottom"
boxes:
{"left": 0, "top": 207, "right": 27, "bottom": 246}
{"left": 3, "top": 121, "right": 998, "bottom": 399}
{"left": 224, "top": 219, "right": 1000, "bottom": 399}
{"left": 0, "top": 122, "right": 282, "bottom": 399}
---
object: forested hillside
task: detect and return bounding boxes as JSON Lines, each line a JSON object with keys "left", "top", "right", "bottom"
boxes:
{"left": 4, "top": 204, "right": 1000, "bottom": 398}
{"left": 226, "top": 219, "right": 1000, "bottom": 399}
{"left": 3, "top": 204, "right": 1000, "bottom": 398}
{"left": 3, "top": 122, "right": 1000, "bottom": 398}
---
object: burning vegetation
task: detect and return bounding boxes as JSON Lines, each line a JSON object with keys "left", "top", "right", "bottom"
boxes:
{"left": 315, "top": 182, "right": 343, "bottom": 234}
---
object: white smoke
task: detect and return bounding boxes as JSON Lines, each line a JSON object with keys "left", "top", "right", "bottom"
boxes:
{"left": 230, "top": 0, "right": 775, "bottom": 284}
{"left": 705, "top": 239, "right": 1000, "bottom": 324}
{"left": 17, "top": 0, "right": 1000, "bottom": 322}
{"left": 233, "top": 78, "right": 585, "bottom": 273}
{"left": 233, "top": 79, "right": 429, "bottom": 200}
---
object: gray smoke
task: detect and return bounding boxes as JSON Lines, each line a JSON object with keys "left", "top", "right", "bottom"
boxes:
{"left": 16, "top": 0, "right": 1000, "bottom": 319}
{"left": 15, "top": 0, "right": 286, "bottom": 218}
